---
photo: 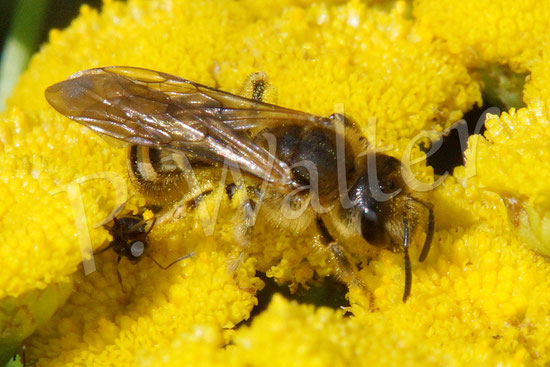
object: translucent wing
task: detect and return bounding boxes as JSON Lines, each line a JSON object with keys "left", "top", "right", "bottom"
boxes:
{"left": 45, "top": 66, "right": 332, "bottom": 188}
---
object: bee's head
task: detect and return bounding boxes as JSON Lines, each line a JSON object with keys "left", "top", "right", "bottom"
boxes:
{"left": 347, "top": 153, "right": 434, "bottom": 302}
{"left": 347, "top": 153, "right": 405, "bottom": 249}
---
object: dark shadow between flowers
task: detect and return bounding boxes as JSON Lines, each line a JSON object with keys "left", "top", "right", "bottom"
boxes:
{"left": 427, "top": 64, "right": 528, "bottom": 175}
{"left": 236, "top": 272, "right": 350, "bottom": 329}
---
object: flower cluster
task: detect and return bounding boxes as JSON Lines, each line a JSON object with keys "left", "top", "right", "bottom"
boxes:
{"left": 1, "top": 0, "right": 550, "bottom": 365}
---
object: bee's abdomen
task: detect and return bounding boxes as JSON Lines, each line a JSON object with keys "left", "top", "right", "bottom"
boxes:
{"left": 128, "top": 145, "right": 190, "bottom": 205}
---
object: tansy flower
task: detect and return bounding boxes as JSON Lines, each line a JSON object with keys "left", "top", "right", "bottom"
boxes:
{"left": 414, "top": 0, "right": 550, "bottom": 109}
{"left": 1, "top": 0, "right": 550, "bottom": 366}
{"left": 414, "top": 0, "right": 550, "bottom": 72}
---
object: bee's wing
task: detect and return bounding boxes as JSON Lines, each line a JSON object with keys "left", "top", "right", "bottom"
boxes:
{"left": 45, "top": 66, "right": 331, "bottom": 188}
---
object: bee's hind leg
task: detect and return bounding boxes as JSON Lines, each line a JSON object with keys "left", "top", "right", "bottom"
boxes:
{"left": 315, "top": 217, "right": 364, "bottom": 289}
{"left": 227, "top": 70, "right": 272, "bottom": 274}
{"left": 155, "top": 188, "right": 214, "bottom": 224}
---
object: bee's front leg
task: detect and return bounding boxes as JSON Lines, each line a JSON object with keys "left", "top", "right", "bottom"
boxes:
{"left": 315, "top": 217, "right": 364, "bottom": 289}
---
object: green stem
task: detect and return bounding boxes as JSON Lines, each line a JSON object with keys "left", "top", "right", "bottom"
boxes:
{"left": 0, "top": 0, "right": 50, "bottom": 112}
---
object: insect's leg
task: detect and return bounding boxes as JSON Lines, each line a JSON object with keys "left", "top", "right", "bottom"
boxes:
{"left": 225, "top": 182, "right": 239, "bottom": 200}
{"left": 148, "top": 252, "right": 195, "bottom": 270}
{"left": 13, "top": 344, "right": 26, "bottom": 367}
{"left": 21, "top": 345, "right": 26, "bottom": 367}
{"left": 94, "top": 217, "right": 120, "bottom": 255}
{"left": 94, "top": 242, "right": 114, "bottom": 255}
{"left": 121, "top": 213, "right": 157, "bottom": 235}
{"left": 227, "top": 197, "right": 258, "bottom": 273}
{"left": 315, "top": 217, "right": 364, "bottom": 288}
{"left": 329, "top": 113, "right": 361, "bottom": 129}
{"left": 115, "top": 256, "right": 126, "bottom": 294}
{"left": 184, "top": 189, "right": 214, "bottom": 210}
{"left": 239, "top": 72, "right": 277, "bottom": 103}
{"left": 235, "top": 197, "right": 257, "bottom": 244}
{"left": 157, "top": 188, "right": 215, "bottom": 223}
{"left": 226, "top": 183, "right": 255, "bottom": 246}
{"left": 144, "top": 216, "right": 157, "bottom": 236}
{"left": 225, "top": 185, "right": 262, "bottom": 273}
{"left": 402, "top": 218, "right": 412, "bottom": 303}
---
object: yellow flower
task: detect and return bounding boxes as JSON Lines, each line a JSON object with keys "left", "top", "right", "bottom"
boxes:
{"left": 524, "top": 43, "right": 550, "bottom": 115}
{"left": 413, "top": 0, "right": 550, "bottom": 109}
{"left": 462, "top": 107, "right": 550, "bottom": 257}
{"left": 3, "top": 0, "right": 550, "bottom": 366}
{"left": 414, "top": 0, "right": 550, "bottom": 72}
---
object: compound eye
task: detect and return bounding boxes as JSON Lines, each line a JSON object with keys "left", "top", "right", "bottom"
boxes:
{"left": 360, "top": 209, "right": 387, "bottom": 247}
{"left": 130, "top": 241, "right": 146, "bottom": 258}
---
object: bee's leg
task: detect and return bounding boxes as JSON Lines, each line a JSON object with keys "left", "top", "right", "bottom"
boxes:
{"left": 315, "top": 217, "right": 364, "bottom": 288}
{"left": 225, "top": 185, "right": 263, "bottom": 273}
{"left": 239, "top": 72, "right": 277, "bottom": 103}
{"left": 235, "top": 198, "right": 257, "bottom": 244}
{"left": 225, "top": 182, "right": 239, "bottom": 200}
{"left": 185, "top": 189, "right": 214, "bottom": 210}
{"left": 227, "top": 197, "right": 257, "bottom": 273}
{"left": 157, "top": 188, "right": 215, "bottom": 223}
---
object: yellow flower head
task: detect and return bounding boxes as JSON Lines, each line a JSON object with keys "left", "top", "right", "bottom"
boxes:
{"left": 1, "top": 0, "right": 550, "bottom": 366}
{"left": 414, "top": 0, "right": 550, "bottom": 72}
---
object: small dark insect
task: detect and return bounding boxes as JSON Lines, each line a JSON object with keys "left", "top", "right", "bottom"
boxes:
{"left": 46, "top": 66, "right": 434, "bottom": 302}
{"left": 98, "top": 211, "right": 193, "bottom": 292}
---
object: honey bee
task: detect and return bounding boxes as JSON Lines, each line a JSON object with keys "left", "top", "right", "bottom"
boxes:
{"left": 98, "top": 211, "right": 194, "bottom": 292}
{"left": 46, "top": 66, "right": 434, "bottom": 301}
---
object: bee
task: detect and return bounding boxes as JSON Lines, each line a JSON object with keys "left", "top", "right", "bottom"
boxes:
{"left": 45, "top": 66, "right": 434, "bottom": 302}
{"left": 98, "top": 210, "right": 194, "bottom": 292}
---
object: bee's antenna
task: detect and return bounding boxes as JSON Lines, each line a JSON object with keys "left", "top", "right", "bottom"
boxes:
{"left": 408, "top": 197, "right": 434, "bottom": 262}
{"left": 418, "top": 204, "right": 434, "bottom": 262}
{"left": 116, "top": 256, "right": 126, "bottom": 293}
{"left": 148, "top": 252, "right": 195, "bottom": 270}
{"left": 402, "top": 218, "right": 411, "bottom": 303}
